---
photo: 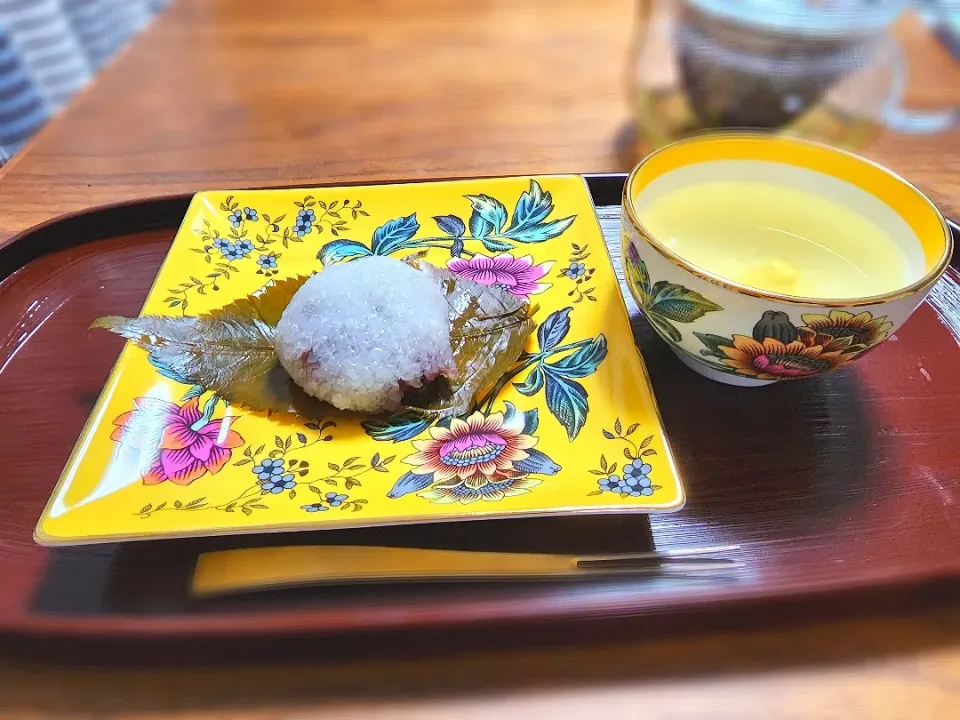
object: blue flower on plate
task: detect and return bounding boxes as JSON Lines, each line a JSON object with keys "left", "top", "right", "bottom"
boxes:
{"left": 257, "top": 253, "right": 278, "bottom": 270}
{"left": 562, "top": 262, "right": 586, "bottom": 279}
{"left": 618, "top": 472, "right": 653, "bottom": 497}
{"left": 261, "top": 473, "right": 296, "bottom": 494}
{"left": 243, "top": 207, "right": 258, "bottom": 221}
{"left": 325, "top": 492, "right": 348, "bottom": 507}
{"left": 296, "top": 208, "right": 316, "bottom": 224}
{"left": 301, "top": 503, "right": 329, "bottom": 513}
{"left": 221, "top": 243, "right": 245, "bottom": 261}
{"left": 623, "top": 461, "right": 652, "bottom": 481}
{"left": 234, "top": 238, "right": 254, "bottom": 256}
{"left": 211, "top": 236, "right": 230, "bottom": 251}
{"left": 598, "top": 475, "right": 621, "bottom": 492}
{"left": 253, "top": 457, "right": 285, "bottom": 481}
{"left": 227, "top": 210, "right": 244, "bottom": 227}
{"left": 293, "top": 219, "right": 313, "bottom": 237}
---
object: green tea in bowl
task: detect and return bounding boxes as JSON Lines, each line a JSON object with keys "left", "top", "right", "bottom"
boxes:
{"left": 620, "top": 132, "right": 952, "bottom": 386}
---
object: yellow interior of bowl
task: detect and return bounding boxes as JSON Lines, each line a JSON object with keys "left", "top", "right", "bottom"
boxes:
{"left": 625, "top": 133, "right": 952, "bottom": 304}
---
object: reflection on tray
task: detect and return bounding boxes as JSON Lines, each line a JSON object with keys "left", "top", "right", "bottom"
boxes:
{"left": 32, "top": 514, "right": 658, "bottom": 615}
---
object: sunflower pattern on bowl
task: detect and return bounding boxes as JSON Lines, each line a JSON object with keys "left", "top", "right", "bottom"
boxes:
{"left": 692, "top": 309, "right": 895, "bottom": 381}
{"left": 623, "top": 227, "right": 904, "bottom": 384}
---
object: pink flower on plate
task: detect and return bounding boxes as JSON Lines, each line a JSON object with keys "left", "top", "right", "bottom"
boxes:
{"left": 447, "top": 253, "right": 552, "bottom": 298}
{"left": 111, "top": 397, "right": 244, "bottom": 486}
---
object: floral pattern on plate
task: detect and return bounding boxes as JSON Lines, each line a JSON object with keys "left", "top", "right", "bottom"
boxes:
{"left": 446, "top": 253, "right": 553, "bottom": 299}
{"left": 36, "top": 175, "right": 684, "bottom": 545}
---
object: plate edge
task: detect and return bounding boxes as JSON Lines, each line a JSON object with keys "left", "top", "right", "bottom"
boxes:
{"left": 34, "top": 192, "right": 211, "bottom": 546}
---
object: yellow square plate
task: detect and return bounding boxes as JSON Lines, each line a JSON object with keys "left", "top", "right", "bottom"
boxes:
{"left": 36, "top": 175, "right": 684, "bottom": 545}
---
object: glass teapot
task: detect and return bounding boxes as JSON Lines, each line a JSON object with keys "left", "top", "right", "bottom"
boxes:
{"left": 630, "top": 0, "right": 960, "bottom": 150}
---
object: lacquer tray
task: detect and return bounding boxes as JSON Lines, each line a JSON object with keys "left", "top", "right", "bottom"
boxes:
{"left": 0, "top": 174, "right": 958, "bottom": 651}
{"left": 34, "top": 176, "right": 684, "bottom": 546}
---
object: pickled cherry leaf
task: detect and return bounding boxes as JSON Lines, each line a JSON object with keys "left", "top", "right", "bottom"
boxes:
{"left": 406, "top": 264, "right": 535, "bottom": 419}
{"left": 94, "top": 263, "right": 533, "bottom": 422}
{"left": 91, "top": 274, "right": 324, "bottom": 415}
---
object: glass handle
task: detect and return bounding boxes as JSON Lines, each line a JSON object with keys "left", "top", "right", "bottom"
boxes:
{"left": 883, "top": 37, "right": 959, "bottom": 134}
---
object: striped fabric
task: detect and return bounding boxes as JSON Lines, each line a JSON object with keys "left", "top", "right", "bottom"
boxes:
{"left": 0, "top": 0, "right": 92, "bottom": 112}
{"left": 0, "top": 0, "right": 169, "bottom": 165}
{"left": 62, "top": 0, "right": 152, "bottom": 70}
{"left": 0, "top": 20, "right": 50, "bottom": 158}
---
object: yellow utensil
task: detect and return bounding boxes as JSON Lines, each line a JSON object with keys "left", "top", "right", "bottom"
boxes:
{"left": 192, "top": 544, "right": 742, "bottom": 597}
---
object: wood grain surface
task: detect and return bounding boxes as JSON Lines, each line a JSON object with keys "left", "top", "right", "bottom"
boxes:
{"left": 0, "top": 1, "right": 958, "bottom": 245}
{"left": 2, "top": 608, "right": 960, "bottom": 718}
{"left": 1, "top": 0, "right": 960, "bottom": 716}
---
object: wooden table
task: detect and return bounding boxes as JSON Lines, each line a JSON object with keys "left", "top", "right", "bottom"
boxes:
{"left": 1, "top": 607, "right": 959, "bottom": 718}
{"left": 1, "top": 0, "right": 959, "bottom": 243}
{"left": 0, "top": 0, "right": 959, "bottom": 716}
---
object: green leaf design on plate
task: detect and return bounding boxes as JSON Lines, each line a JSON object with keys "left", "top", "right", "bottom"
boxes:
{"left": 465, "top": 194, "right": 508, "bottom": 237}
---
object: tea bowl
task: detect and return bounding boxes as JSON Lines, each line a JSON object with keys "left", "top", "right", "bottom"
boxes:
{"left": 621, "top": 132, "right": 952, "bottom": 386}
